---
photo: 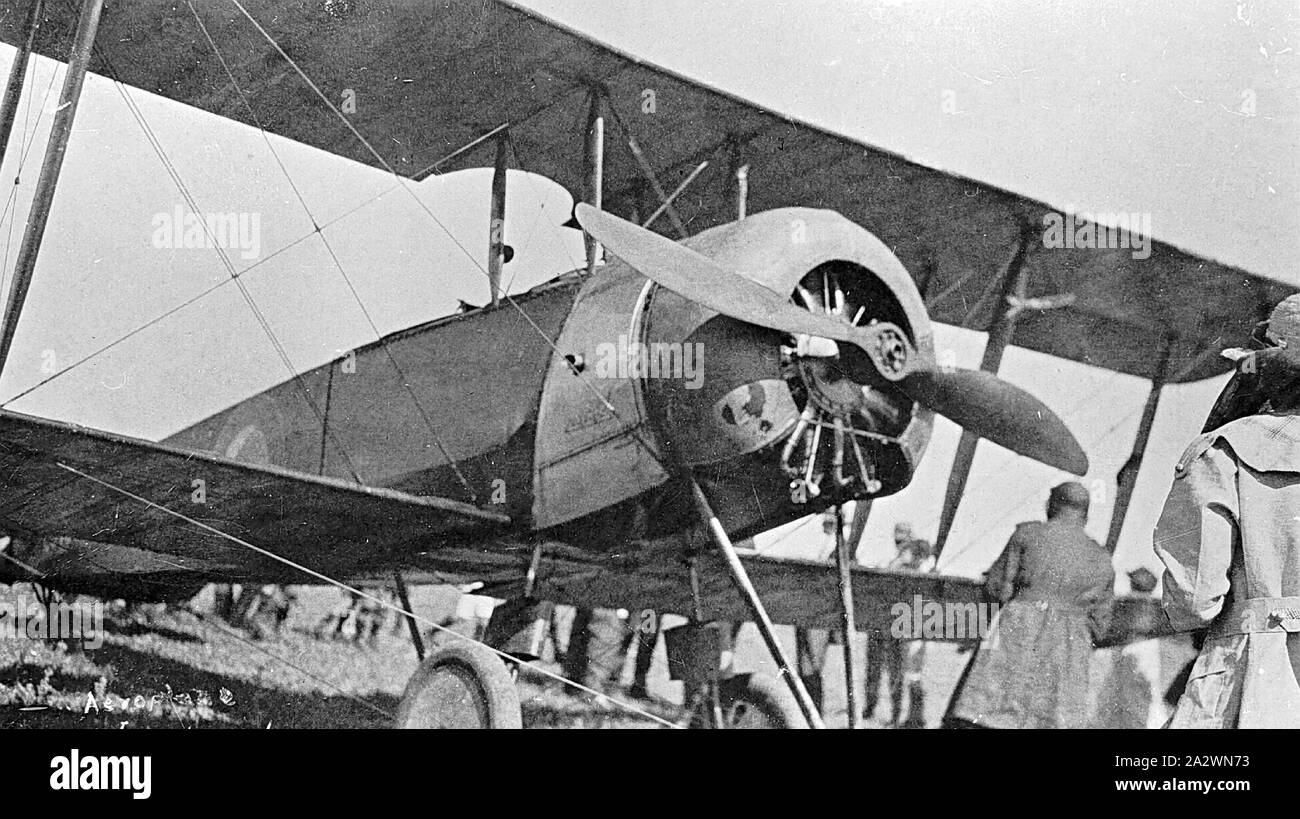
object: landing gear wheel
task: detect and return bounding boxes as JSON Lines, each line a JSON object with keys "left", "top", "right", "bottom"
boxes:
{"left": 715, "top": 673, "right": 807, "bottom": 729}
{"left": 395, "top": 642, "right": 522, "bottom": 729}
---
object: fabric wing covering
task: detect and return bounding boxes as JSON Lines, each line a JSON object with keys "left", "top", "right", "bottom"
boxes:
{"left": 0, "top": 409, "right": 508, "bottom": 592}
{"left": 2, "top": 0, "right": 1291, "bottom": 383}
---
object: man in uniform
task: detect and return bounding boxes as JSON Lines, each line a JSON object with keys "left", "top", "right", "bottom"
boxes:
{"left": 946, "top": 482, "right": 1114, "bottom": 728}
{"left": 886, "top": 526, "right": 936, "bottom": 727}
{"left": 864, "top": 522, "right": 933, "bottom": 725}
{"left": 1155, "top": 294, "right": 1300, "bottom": 728}
{"left": 794, "top": 512, "right": 844, "bottom": 712}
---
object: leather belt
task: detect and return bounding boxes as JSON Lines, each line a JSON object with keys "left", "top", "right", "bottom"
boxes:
{"left": 1207, "top": 596, "right": 1300, "bottom": 639}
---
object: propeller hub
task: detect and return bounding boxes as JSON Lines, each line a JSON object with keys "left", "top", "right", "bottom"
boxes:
{"left": 871, "top": 324, "right": 911, "bottom": 377}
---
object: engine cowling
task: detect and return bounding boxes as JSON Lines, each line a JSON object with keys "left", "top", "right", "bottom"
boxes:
{"left": 531, "top": 208, "right": 933, "bottom": 529}
{"left": 640, "top": 208, "right": 934, "bottom": 506}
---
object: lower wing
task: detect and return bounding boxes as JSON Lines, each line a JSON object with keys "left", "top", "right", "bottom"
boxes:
{"left": 0, "top": 410, "right": 510, "bottom": 599}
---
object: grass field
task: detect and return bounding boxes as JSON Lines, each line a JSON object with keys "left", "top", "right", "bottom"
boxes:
{"left": 0, "top": 582, "right": 1186, "bottom": 729}
{"left": 0, "top": 583, "right": 684, "bottom": 729}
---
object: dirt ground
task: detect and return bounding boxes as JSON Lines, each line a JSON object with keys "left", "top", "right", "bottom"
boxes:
{"left": 0, "top": 583, "right": 1189, "bottom": 729}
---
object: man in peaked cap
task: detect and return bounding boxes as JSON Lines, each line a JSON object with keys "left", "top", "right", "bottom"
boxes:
{"left": 1155, "top": 294, "right": 1300, "bottom": 728}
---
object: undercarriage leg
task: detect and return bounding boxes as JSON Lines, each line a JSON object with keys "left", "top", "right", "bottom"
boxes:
{"left": 393, "top": 571, "right": 424, "bottom": 662}
{"left": 835, "top": 504, "right": 860, "bottom": 729}
{"left": 688, "top": 478, "right": 826, "bottom": 729}
{"left": 686, "top": 557, "right": 724, "bottom": 727}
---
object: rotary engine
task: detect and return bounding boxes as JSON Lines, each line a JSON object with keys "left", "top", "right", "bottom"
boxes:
{"left": 635, "top": 208, "right": 935, "bottom": 508}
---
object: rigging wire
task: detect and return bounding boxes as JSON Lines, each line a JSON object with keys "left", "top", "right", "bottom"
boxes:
{"left": 57, "top": 460, "right": 680, "bottom": 729}
{"left": 184, "top": 1, "right": 476, "bottom": 501}
{"left": 10, "top": 2, "right": 714, "bottom": 721}
{"left": 115, "top": 84, "right": 364, "bottom": 485}
{"left": 224, "top": 0, "right": 671, "bottom": 473}
{"left": 0, "top": 178, "right": 432, "bottom": 408}
{"left": 501, "top": 132, "right": 587, "bottom": 293}
{"left": 15, "top": 0, "right": 368, "bottom": 485}
{"left": 11, "top": 0, "right": 667, "bottom": 487}
{"left": 181, "top": 605, "right": 397, "bottom": 723}
{"left": 1, "top": 56, "right": 60, "bottom": 298}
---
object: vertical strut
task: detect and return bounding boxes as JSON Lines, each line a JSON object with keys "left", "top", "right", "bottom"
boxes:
{"left": 728, "top": 139, "right": 748, "bottom": 220}
{"left": 688, "top": 478, "right": 825, "bottom": 728}
{"left": 486, "top": 133, "right": 507, "bottom": 307}
{"left": 393, "top": 571, "right": 425, "bottom": 662}
{"left": 0, "top": 0, "right": 103, "bottom": 378}
{"left": 582, "top": 91, "right": 604, "bottom": 275}
{"left": 0, "top": 0, "right": 44, "bottom": 165}
{"left": 933, "top": 222, "right": 1035, "bottom": 557}
{"left": 834, "top": 503, "right": 860, "bottom": 728}
{"left": 1104, "top": 337, "right": 1172, "bottom": 554}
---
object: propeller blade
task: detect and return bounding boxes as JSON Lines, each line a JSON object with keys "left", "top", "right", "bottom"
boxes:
{"left": 577, "top": 204, "right": 1089, "bottom": 475}
{"left": 577, "top": 203, "right": 865, "bottom": 346}
{"left": 899, "top": 368, "right": 1089, "bottom": 475}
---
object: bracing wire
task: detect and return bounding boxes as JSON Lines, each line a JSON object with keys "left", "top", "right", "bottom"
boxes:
{"left": 58, "top": 460, "right": 680, "bottom": 729}
{"left": 224, "top": 0, "right": 670, "bottom": 472}
{"left": 184, "top": 1, "right": 477, "bottom": 501}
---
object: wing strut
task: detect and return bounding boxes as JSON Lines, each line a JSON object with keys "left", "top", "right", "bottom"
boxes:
{"left": 933, "top": 220, "right": 1035, "bottom": 557}
{"left": 689, "top": 477, "right": 826, "bottom": 729}
{"left": 582, "top": 89, "right": 604, "bottom": 275}
{"left": 0, "top": 0, "right": 103, "bottom": 376}
{"left": 394, "top": 571, "right": 426, "bottom": 662}
{"left": 1103, "top": 337, "right": 1172, "bottom": 553}
{"left": 487, "top": 132, "right": 508, "bottom": 307}
{"left": 0, "top": 0, "right": 43, "bottom": 164}
{"left": 833, "top": 502, "right": 860, "bottom": 729}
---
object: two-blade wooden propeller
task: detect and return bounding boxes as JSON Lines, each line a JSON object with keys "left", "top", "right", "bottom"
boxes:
{"left": 577, "top": 204, "right": 1088, "bottom": 475}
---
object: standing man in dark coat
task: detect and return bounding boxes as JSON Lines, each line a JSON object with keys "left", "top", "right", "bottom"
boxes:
{"left": 946, "top": 482, "right": 1114, "bottom": 728}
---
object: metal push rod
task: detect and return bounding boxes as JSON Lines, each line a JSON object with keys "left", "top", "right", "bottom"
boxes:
{"left": 606, "top": 105, "right": 689, "bottom": 239}
{"left": 641, "top": 160, "right": 707, "bottom": 231}
{"left": 729, "top": 140, "right": 748, "bottom": 220}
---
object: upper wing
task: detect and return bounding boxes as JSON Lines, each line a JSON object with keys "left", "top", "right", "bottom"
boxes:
{"left": 2, "top": 0, "right": 1290, "bottom": 382}
{"left": 0, "top": 409, "right": 510, "bottom": 597}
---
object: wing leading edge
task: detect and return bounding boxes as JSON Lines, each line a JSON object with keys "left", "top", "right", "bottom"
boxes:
{"left": 1, "top": 0, "right": 1289, "bottom": 382}
{"left": 523, "top": 545, "right": 1170, "bottom": 647}
{"left": 0, "top": 409, "right": 510, "bottom": 596}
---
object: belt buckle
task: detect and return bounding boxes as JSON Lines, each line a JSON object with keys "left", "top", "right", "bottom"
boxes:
{"left": 1267, "top": 608, "right": 1300, "bottom": 633}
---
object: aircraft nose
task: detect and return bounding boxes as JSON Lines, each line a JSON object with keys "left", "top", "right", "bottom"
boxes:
{"left": 642, "top": 315, "right": 799, "bottom": 467}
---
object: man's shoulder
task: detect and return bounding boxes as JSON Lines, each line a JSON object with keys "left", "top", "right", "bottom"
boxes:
{"left": 1011, "top": 520, "right": 1049, "bottom": 544}
{"left": 1208, "top": 413, "right": 1300, "bottom": 474}
{"left": 1084, "top": 536, "right": 1114, "bottom": 574}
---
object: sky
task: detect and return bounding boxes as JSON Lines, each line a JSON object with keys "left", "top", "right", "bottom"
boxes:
{"left": 0, "top": 0, "right": 1293, "bottom": 583}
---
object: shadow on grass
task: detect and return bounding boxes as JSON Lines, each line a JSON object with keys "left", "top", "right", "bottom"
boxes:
{"left": 101, "top": 618, "right": 205, "bottom": 645}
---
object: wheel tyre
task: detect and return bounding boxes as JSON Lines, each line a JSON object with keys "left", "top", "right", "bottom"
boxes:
{"left": 717, "top": 672, "right": 808, "bottom": 729}
{"left": 395, "top": 641, "right": 522, "bottom": 729}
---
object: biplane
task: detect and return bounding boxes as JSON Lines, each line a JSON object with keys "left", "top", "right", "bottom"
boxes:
{"left": 0, "top": 0, "right": 1292, "bottom": 729}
